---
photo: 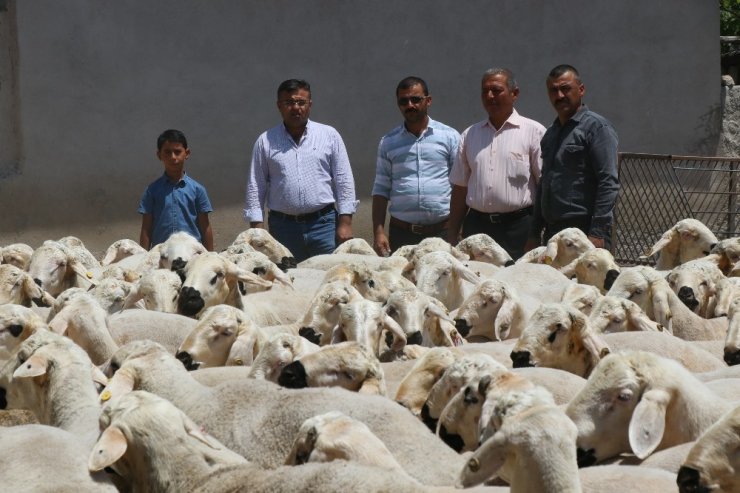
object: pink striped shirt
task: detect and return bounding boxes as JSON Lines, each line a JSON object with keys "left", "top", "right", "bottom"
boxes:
{"left": 450, "top": 109, "right": 545, "bottom": 213}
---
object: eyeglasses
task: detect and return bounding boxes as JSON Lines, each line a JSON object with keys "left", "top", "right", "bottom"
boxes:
{"left": 397, "top": 96, "right": 427, "bottom": 106}
{"left": 279, "top": 99, "right": 310, "bottom": 108}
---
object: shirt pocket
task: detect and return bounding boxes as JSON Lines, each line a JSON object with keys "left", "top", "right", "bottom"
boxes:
{"left": 508, "top": 151, "right": 530, "bottom": 180}
{"left": 563, "top": 144, "right": 586, "bottom": 168}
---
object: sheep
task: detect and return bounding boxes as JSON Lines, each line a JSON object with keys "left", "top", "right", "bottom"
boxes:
{"left": 0, "top": 242, "right": 34, "bottom": 270}
{"left": 395, "top": 237, "right": 469, "bottom": 264}
{"left": 333, "top": 299, "right": 407, "bottom": 357}
{"left": 248, "top": 333, "right": 320, "bottom": 382}
{"left": 285, "top": 411, "right": 408, "bottom": 476}
{"left": 89, "top": 276, "right": 133, "bottom": 313}
{"left": 231, "top": 228, "right": 296, "bottom": 270}
{"left": 511, "top": 303, "right": 725, "bottom": 375}
{"left": 323, "top": 262, "right": 415, "bottom": 302}
{"left": 561, "top": 282, "right": 603, "bottom": 316}
{"left": 89, "top": 390, "right": 431, "bottom": 493}
{"left": 99, "top": 341, "right": 468, "bottom": 485}
{"left": 123, "top": 268, "right": 181, "bottom": 312}
{"left": 723, "top": 296, "right": 740, "bottom": 365}
{"left": 488, "top": 262, "right": 573, "bottom": 304}
{"left": 383, "top": 288, "right": 462, "bottom": 350}
{"left": 677, "top": 404, "right": 740, "bottom": 493}
{"left": 332, "top": 238, "right": 378, "bottom": 255}
{"left": 607, "top": 265, "right": 728, "bottom": 340}
{"left": 100, "top": 239, "right": 147, "bottom": 266}
{"left": 0, "top": 304, "right": 47, "bottom": 361}
{"left": 666, "top": 258, "right": 724, "bottom": 317}
{"left": 453, "top": 279, "right": 531, "bottom": 341}
{"left": 540, "top": 227, "right": 595, "bottom": 270}
{"left": 645, "top": 218, "right": 718, "bottom": 270}
{"left": 405, "top": 250, "right": 481, "bottom": 310}
{"left": 588, "top": 295, "right": 665, "bottom": 334}
{"left": 0, "top": 264, "right": 55, "bottom": 307}
{"left": 156, "top": 231, "right": 207, "bottom": 271}
{"left": 278, "top": 341, "right": 388, "bottom": 395}
{"left": 568, "top": 248, "right": 621, "bottom": 293}
{"left": 456, "top": 234, "right": 514, "bottom": 266}
{"left": 394, "top": 347, "right": 461, "bottom": 415}
{"left": 713, "top": 276, "right": 740, "bottom": 317}
{"left": 565, "top": 351, "right": 734, "bottom": 466}
{"left": 515, "top": 246, "right": 546, "bottom": 264}
{"left": 710, "top": 236, "right": 740, "bottom": 276}
{"left": 299, "top": 252, "right": 408, "bottom": 272}
{"left": 456, "top": 383, "right": 577, "bottom": 490}
{"left": 222, "top": 249, "right": 294, "bottom": 288}
{"left": 176, "top": 252, "right": 274, "bottom": 318}
{"left": 174, "top": 304, "right": 267, "bottom": 370}
{"left": 27, "top": 239, "right": 97, "bottom": 295}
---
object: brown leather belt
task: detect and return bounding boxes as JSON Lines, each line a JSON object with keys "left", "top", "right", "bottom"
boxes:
{"left": 269, "top": 204, "right": 335, "bottom": 223}
{"left": 389, "top": 216, "right": 448, "bottom": 235}
{"left": 468, "top": 206, "right": 533, "bottom": 224}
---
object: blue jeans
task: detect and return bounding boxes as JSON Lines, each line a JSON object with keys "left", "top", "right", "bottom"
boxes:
{"left": 269, "top": 210, "right": 336, "bottom": 263}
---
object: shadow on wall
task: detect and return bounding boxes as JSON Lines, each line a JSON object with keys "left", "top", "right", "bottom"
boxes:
{"left": 691, "top": 102, "right": 722, "bottom": 156}
{"left": 719, "top": 83, "right": 740, "bottom": 157}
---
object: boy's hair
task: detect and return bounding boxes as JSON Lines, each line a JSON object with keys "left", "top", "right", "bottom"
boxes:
{"left": 396, "top": 76, "right": 429, "bottom": 96}
{"left": 277, "top": 79, "right": 311, "bottom": 98}
{"left": 157, "top": 129, "right": 188, "bottom": 151}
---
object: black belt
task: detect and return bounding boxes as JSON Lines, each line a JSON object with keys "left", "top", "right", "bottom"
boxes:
{"left": 269, "top": 204, "right": 335, "bottom": 223}
{"left": 468, "top": 206, "right": 533, "bottom": 224}
{"left": 389, "top": 216, "right": 448, "bottom": 235}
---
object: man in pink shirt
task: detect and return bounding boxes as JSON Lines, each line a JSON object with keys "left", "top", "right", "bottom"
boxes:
{"left": 448, "top": 68, "right": 545, "bottom": 260}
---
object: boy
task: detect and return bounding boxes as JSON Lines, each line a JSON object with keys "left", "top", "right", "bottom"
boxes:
{"left": 139, "top": 129, "right": 214, "bottom": 250}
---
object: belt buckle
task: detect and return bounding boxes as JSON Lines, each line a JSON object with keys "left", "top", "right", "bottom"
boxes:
{"left": 411, "top": 224, "right": 424, "bottom": 234}
{"left": 488, "top": 214, "right": 501, "bottom": 224}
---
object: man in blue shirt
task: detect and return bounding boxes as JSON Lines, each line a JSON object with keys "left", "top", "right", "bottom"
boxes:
{"left": 372, "top": 76, "right": 461, "bottom": 255}
{"left": 139, "top": 129, "right": 213, "bottom": 250}
{"left": 244, "top": 79, "right": 357, "bottom": 262}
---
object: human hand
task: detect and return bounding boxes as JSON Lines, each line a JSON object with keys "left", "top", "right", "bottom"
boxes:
{"left": 588, "top": 236, "right": 605, "bottom": 249}
{"left": 447, "top": 232, "right": 461, "bottom": 246}
{"left": 335, "top": 222, "right": 353, "bottom": 245}
{"left": 374, "top": 232, "right": 391, "bottom": 257}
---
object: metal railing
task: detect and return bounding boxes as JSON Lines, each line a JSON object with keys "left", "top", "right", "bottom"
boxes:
{"left": 613, "top": 153, "right": 740, "bottom": 265}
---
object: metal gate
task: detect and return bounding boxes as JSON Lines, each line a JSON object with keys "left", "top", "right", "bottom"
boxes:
{"left": 614, "top": 153, "right": 740, "bottom": 265}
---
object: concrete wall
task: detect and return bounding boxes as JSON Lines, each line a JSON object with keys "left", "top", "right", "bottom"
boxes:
{"left": 0, "top": 0, "right": 720, "bottom": 253}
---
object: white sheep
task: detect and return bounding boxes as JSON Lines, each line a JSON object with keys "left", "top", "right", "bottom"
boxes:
{"left": 561, "top": 282, "right": 603, "bottom": 316}
{"left": 607, "top": 265, "right": 727, "bottom": 340}
{"left": 0, "top": 304, "right": 47, "bottom": 361}
{"left": 710, "top": 236, "right": 740, "bottom": 276}
{"left": 453, "top": 279, "right": 531, "bottom": 341}
{"left": 723, "top": 297, "right": 740, "bottom": 366}
{"left": 90, "top": 276, "right": 133, "bottom": 314}
{"left": 123, "top": 268, "right": 181, "bottom": 312}
{"left": 713, "top": 276, "right": 740, "bottom": 317}
{"left": 488, "top": 262, "right": 573, "bottom": 304}
{"left": 677, "top": 404, "right": 740, "bottom": 493}
{"left": 395, "top": 237, "right": 469, "bottom": 264}
{"left": 456, "top": 234, "right": 514, "bottom": 266}
{"left": 645, "top": 218, "right": 718, "bottom": 270}
{"left": 405, "top": 250, "right": 481, "bottom": 310}
{"left": 588, "top": 295, "right": 665, "bottom": 333}
{"left": 394, "top": 347, "right": 460, "bottom": 415}
{"left": 100, "top": 238, "right": 147, "bottom": 266}
{"left": 0, "top": 242, "right": 34, "bottom": 270}
{"left": 323, "top": 262, "right": 415, "bottom": 303}
{"left": 231, "top": 227, "right": 296, "bottom": 270}
{"left": 0, "top": 264, "right": 55, "bottom": 307}
{"left": 27, "top": 239, "right": 97, "bottom": 296}
{"left": 567, "top": 248, "right": 621, "bottom": 293}
{"left": 540, "top": 227, "right": 595, "bottom": 270}
{"left": 222, "top": 249, "right": 294, "bottom": 288}
{"left": 157, "top": 231, "right": 207, "bottom": 271}
{"left": 566, "top": 351, "right": 734, "bottom": 465}
{"left": 383, "top": 288, "right": 462, "bottom": 350}
{"left": 666, "top": 258, "right": 724, "bottom": 317}
{"left": 248, "top": 333, "right": 320, "bottom": 382}
{"left": 333, "top": 298, "right": 407, "bottom": 357}
{"left": 332, "top": 238, "right": 378, "bottom": 255}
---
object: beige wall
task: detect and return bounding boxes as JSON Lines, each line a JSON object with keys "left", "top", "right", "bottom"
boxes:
{"left": 0, "top": 1, "right": 721, "bottom": 254}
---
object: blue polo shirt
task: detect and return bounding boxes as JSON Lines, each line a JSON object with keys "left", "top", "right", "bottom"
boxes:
{"left": 138, "top": 173, "right": 213, "bottom": 247}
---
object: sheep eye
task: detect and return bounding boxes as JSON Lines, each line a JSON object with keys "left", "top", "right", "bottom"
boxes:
{"left": 700, "top": 281, "right": 708, "bottom": 286}
{"left": 547, "top": 330, "right": 558, "bottom": 343}
{"left": 282, "top": 341, "right": 291, "bottom": 348}
{"left": 368, "top": 280, "right": 375, "bottom": 288}
{"left": 617, "top": 390, "right": 632, "bottom": 402}
{"left": 387, "top": 306, "right": 397, "bottom": 317}
{"left": 342, "top": 371, "right": 354, "bottom": 380}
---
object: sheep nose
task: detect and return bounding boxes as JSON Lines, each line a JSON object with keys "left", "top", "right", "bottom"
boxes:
{"left": 677, "top": 287, "right": 699, "bottom": 310}
{"left": 177, "top": 287, "right": 204, "bottom": 317}
{"left": 677, "top": 466, "right": 710, "bottom": 493}
{"left": 278, "top": 361, "right": 308, "bottom": 389}
{"left": 175, "top": 351, "right": 199, "bottom": 371}
{"left": 170, "top": 258, "right": 187, "bottom": 271}
{"left": 420, "top": 402, "right": 438, "bottom": 432}
{"left": 510, "top": 350, "right": 533, "bottom": 368}
{"left": 454, "top": 319, "right": 472, "bottom": 338}
{"left": 504, "top": 260, "right": 515, "bottom": 267}
{"left": 33, "top": 278, "right": 43, "bottom": 287}
{"left": 438, "top": 424, "right": 465, "bottom": 452}
{"left": 278, "top": 256, "right": 297, "bottom": 272}
{"left": 298, "top": 327, "right": 322, "bottom": 345}
{"left": 576, "top": 447, "right": 597, "bottom": 468}
{"left": 604, "top": 269, "right": 619, "bottom": 290}
{"left": 724, "top": 348, "right": 740, "bottom": 366}
{"left": 0, "top": 387, "right": 6, "bottom": 409}
{"left": 407, "top": 331, "right": 422, "bottom": 346}
{"left": 7, "top": 324, "right": 23, "bottom": 338}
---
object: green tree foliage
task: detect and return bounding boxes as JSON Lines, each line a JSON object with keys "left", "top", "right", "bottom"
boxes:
{"left": 721, "top": 0, "right": 740, "bottom": 36}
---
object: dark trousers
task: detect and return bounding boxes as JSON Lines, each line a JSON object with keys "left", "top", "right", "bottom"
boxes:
{"left": 388, "top": 222, "right": 448, "bottom": 252}
{"left": 463, "top": 211, "right": 532, "bottom": 261}
{"left": 543, "top": 217, "right": 612, "bottom": 251}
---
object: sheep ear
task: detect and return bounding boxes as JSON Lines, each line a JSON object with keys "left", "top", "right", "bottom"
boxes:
{"left": 226, "top": 329, "right": 259, "bottom": 366}
{"left": 649, "top": 281, "right": 673, "bottom": 332}
{"left": 381, "top": 314, "right": 407, "bottom": 352}
{"left": 47, "top": 312, "right": 70, "bottom": 335}
{"left": 69, "top": 259, "right": 96, "bottom": 288}
{"left": 494, "top": 292, "right": 518, "bottom": 341}
{"left": 13, "top": 354, "right": 48, "bottom": 378}
{"left": 559, "top": 257, "right": 579, "bottom": 278}
{"left": 401, "top": 261, "right": 416, "bottom": 283}
{"left": 646, "top": 229, "right": 678, "bottom": 257}
{"left": 183, "top": 414, "right": 221, "bottom": 449}
{"left": 569, "top": 309, "right": 609, "bottom": 366}
{"left": 459, "top": 433, "right": 509, "bottom": 488}
{"left": 100, "top": 245, "right": 119, "bottom": 266}
{"left": 91, "top": 366, "right": 109, "bottom": 386}
{"left": 425, "top": 301, "right": 453, "bottom": 323}
{"left": 122, "top": 283, "right": 143, "bottom": 310}
{"left": 629, "top": 388, "right": 670, "bottom": 459}
{"left": 452, "top": 261, "right": 482, "bottom": 286}
{"left": 89, "top": 426, "right": 128, "bottom": 471}
{"left": 622, "top": 300, "right": 660, "bottom": 332}
{"left": 100, "top": 369, "right": 135, "bottom": 403}
{"left": 543, "top": 236, "right": 560, "bottom": 264}
{"left": 228, "top": 262, "right": 273, "bottom": 290}
{"left": 359, "top": 366, "right": 387, "bottom": 396}
{"left": 330, "top": 325, "right": 346, "bottom": 345}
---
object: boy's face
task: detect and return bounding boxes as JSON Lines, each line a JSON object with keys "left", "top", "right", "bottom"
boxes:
{"left": 157, "top": 141, "right": 190, "bottom": 179}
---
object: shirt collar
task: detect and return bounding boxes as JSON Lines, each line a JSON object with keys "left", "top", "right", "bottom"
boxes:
{"left": 163, "top": 172, "right": 187, "bottom": 185}
{"left": 553, "top": 104, "right": 588, "bottom": 127}
{"left": 482, "top": 109, "right": 521, "bottom": 131}
{"left": 401, "top": 117, "right": 436, "bottom": 139}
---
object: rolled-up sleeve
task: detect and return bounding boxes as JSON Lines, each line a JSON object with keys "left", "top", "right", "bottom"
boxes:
{"left": 244, "top": 136, "right": 268, "bottom": 223}
{"left": 330, "top": 131, "right": 358, "bottom": 215}
{"left": 588, "top": 124, "right": 620, "bottom": 238}
{"left": 371, "top": 138, "right": 391, "bottom": 199}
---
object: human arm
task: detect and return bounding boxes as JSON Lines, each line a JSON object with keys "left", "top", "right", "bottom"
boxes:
{"left": 329, "top": 130, "right": 358, "bottom": 216}
{"left": 197, "top": 212, "right": 214, "bottom": 251}
{"left": 139, "top": 213, "right": 153, "bottom": 251}
{"left": 243, "top": 136, "right": 269, "bottom": 223}
{"left": 336, "top": 214, "right": 353, "bottom": 245}
{"left": 587, "top": 123, "right": 620, "bottom": 241}
{"left": 372, "top": 195, "right": 390, "bottom": 256}
{"left": 447, "top": 185, "right": 468, "bottom": 245}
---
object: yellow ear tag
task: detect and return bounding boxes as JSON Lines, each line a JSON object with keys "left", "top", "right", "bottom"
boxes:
{"left": 86, "top": 271, "right": 94, "bottom": 279}
{"left": 100, "top": 390, "right": 112, "bottom": 402}
{"left": 543, "top": 256, "right": 553, "bottom": 265}
{"left": 234, "top": 358, "right": 243, "bottom": 366}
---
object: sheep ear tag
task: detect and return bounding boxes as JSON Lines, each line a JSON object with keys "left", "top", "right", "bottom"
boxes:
{"left": 89, "top": 426, "right": 128, "bottom": 471}
{"left": 13, "top": 354, "right": 47, "bottom": 378}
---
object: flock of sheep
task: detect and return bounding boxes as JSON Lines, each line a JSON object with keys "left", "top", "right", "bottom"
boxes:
{"left": 1, "top": 218, "right": 739, "bottom": 492}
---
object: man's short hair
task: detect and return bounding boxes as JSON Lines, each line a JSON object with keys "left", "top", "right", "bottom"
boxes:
{"left": 482, "top": 68, "right": 518, "bottom": 91}
{"left": 157, "top": 129, "right": 188, "bottom": 151}
{"left": 396, "top": 76, "right": 429, "bottom": 96}
{"left": 547, "top": 64, "right": 582, "bottom": 83}
{"left": 277, "top": 79, "right": 311, "bottom": 98}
